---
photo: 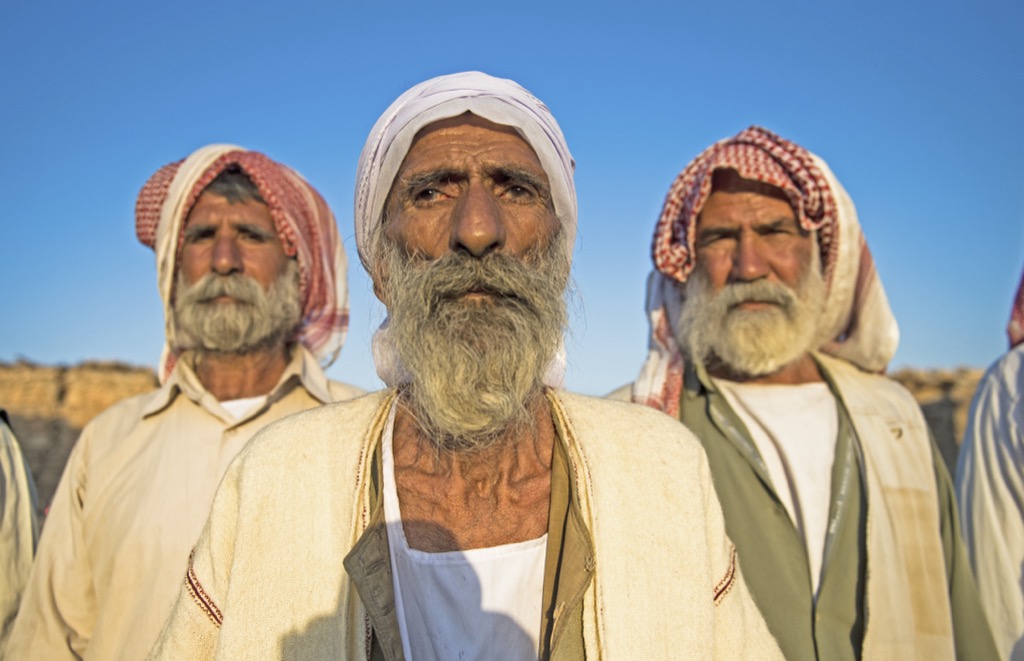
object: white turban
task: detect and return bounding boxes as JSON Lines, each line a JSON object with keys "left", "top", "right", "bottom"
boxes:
{"left": 353, "top": 71, "right": 576, "bottom": 386}
{"left": 354, "top": 71, "right": 577, "bottom": 272}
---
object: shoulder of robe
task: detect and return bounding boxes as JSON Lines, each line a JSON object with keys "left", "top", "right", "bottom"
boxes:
{"left": 227, "top": 389, "right": 392, "bottom": 476}
{"left": 553, "top": 390, "right": 706, "bottom": 459}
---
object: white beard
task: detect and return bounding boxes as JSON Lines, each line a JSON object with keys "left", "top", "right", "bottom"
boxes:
{"left": 173, "top": 260, "right": 301, "bottom": 354}
{"left": 676, "top": 254, "right": 826, "bottom": 378}
{"left": 380, "top": 239, "right": 569, "bottom": 452}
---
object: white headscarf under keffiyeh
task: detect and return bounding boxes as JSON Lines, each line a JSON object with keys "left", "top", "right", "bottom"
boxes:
{"left": 353, "top": 71, "right": 577, "bottom": 386}
{"left": 632, "top": 126, "right": 899, "bottom": 415}
{"left": 136, "top": 144, "right": 350, "bottom": 383}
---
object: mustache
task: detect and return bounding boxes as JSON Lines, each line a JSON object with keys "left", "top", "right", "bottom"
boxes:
{"left": 406, "top": 251, "right": 546, "bottom": 310}
{"left": 178, "top": 273, "right": 264, "bottom": 306}
{"left": 713, "top": 280, "right": 796, "bottom": 311}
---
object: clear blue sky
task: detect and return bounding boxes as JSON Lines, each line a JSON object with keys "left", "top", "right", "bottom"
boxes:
{"left": 2, "top": 0, "right": 1021, "bottom": 395}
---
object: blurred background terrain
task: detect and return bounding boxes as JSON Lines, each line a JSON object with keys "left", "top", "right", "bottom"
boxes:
{"left": 0, "top": 359, "right": 982, "bottom": 509}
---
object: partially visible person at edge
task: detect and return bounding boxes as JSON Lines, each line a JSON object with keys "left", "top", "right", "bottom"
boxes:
{"left": 0, "top": 410, "right": 40, "bottom": 649}
{"left": 146, "top": 72, "right": 783, "bottom": 660}
{"left": 5, "top": 146, "right": 364, "bottom": 660}
{"left": 957, "top": 263, "right": 1024, "bottom": 660}
{"left": 626, "top": 126, "right": 998, "bottom": 660}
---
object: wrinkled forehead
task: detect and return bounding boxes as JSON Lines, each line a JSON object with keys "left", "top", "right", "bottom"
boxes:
{"left": 694, "top": 168, "right": 820, "bottom": 257}
{"left": 393, "top": 113, "right": 547, "bottom": 188}
{"left": 410, "top": 112, "right": 531, "bottom": 148}
{"left": 708, "top": 168, "right": 792, "bottom": 204}
{"left": 375, "top": 104, "right": 561, "bottom": 221}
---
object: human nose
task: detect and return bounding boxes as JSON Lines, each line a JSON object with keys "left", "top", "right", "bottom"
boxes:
{"left": 731, "top": 233, "right": 769, "bottom": 282}
{"left": 450, "top": 183, "right": 506, "bottom": 257}
{"left": 211, "top": 233, "right": 243, "bottom": 275}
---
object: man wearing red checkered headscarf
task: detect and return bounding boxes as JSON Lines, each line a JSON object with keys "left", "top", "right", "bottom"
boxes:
{"left": 7, "top": 145, "right": 364, "bottom": 661}
{"left": 957, "top": 262, "right": 1024, "bottom": 660}
{"left": 629, "top": 127, "right": 996, "bottom": 661}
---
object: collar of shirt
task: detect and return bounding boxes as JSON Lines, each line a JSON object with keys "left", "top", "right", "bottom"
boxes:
{"left": 140, "top": 344, "right": 333, "bottom": 420}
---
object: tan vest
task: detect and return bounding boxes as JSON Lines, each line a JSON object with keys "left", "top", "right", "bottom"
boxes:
{"left": 819, "top": 353, "right": 955, "bottom": 659}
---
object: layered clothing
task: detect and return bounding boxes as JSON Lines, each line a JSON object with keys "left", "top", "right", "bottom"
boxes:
{"left": 148, "top": 390, "right": 783, "bottom": 660}
{"left": 631, "top": 126, "right": 996, "bottom": 659}
{"left": 682, "top": 355, "right": 995, "bottom": 659}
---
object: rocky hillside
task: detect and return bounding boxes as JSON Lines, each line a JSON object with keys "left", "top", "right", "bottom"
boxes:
{"left": 0, "top": 359, "right": 984, "bottom": 509}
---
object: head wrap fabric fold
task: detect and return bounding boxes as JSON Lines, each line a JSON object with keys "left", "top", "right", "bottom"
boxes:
{"left": 353, "top": 72, "right": 576, "bottom": 387}
{"left": 1008, "top": 263, "right": 1024, "bottom": 348}
{"left": 136, "top": 144, "right": 350, "bottom": 382}
{"left": 633, "top": 126, "right": 898, "bottom": 415}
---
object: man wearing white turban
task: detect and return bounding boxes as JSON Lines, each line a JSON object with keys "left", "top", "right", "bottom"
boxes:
{"left": 148, "top": 72, "right": 783, "bottom": 660}
{"left": 6, "top": 147, "right": 363, "bottom": 661}
{"left": 630, "top": 126, "right": 997, "bottom": 660}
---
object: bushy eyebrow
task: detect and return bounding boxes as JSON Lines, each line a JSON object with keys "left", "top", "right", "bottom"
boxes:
{"left": 233, "top": 222, "right": 277, "bottom": 239}
{"left": 757, "top": 217, "right": 798, "bottom": 230}
{"left": 490, "top": 166, "right": 552, "bottom": 200}
{"left": 182, "top": 224, "right": 212, "bottom": 241}
{"left": 398, "top": 169, "right": 462, "bottom": 196}
{"left": 182, "top": 221, "right": 276, "bottom": 241}
{"left": 397, "top": 165, "right": 551, "bottom": 199}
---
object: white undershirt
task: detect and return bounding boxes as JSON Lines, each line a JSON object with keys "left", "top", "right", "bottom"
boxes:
{"left": 715, "top": 379, "right": 838, "bottom": 596}
{"left": 381, "top": 403, "right": 546, "bottom": 661}
{"left": 218, "top": 395, "right": 265, "bottom": 421}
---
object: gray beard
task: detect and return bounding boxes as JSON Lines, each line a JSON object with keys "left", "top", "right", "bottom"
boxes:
{"left": 380, "top": 240, "right": 569, "bottom": 453}
{"left": 677, "top": 256, "right": 826, "bottom": 378}
{"left": 173, "top": 260, "right": 302, "bottom": 355}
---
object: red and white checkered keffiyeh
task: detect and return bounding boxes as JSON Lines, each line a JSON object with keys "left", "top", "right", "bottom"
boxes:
{"left": 1008, "top": 263, "right": 1024, "bottom": 348}
{"left": 136, "top": 145, "right": 350, "bottom": 383}
{"left": 632, "top": 127, "right": 899, "bottom": 415}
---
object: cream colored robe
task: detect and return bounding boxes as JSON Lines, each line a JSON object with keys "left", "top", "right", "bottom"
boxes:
{"left": 148, "top": 390, "right": 782, "bottom": 659}
{"left": 0, "top": 418, "right": 39, "bottom": 649}
{"left": 6, "top": 347, "right": 363, "bottom": 661}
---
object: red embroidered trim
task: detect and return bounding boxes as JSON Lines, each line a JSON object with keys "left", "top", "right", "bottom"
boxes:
{"left": 186, "top": 550, "right": 223, "bottom": 627}
{"left": 713, "top": 545, "right": 738, "bottom": 605}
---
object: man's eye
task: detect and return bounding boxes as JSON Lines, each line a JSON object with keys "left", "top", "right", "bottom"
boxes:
{"left": 697, "top": 234, "right": 730, "bottom": 248}
{"left": 500, "top": 182, "right": 540, "bottom": 202}
{"left": 185, "top": 229, "right": 214, "bottom": 243}
{"left": 413, "top": 188, "right": 443, "bottom": 203}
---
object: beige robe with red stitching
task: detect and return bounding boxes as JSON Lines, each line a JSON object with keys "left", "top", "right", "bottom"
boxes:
{"left": 148, "top": 390, "right": 783, "bottom": 660}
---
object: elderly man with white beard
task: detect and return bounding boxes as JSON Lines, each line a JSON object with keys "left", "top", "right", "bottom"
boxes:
{"left": 631, "top": 126, "right": 997, "bottom": 660}
{"left": 146, "top": 73, "right": 783, "bottom": 661}
{"left": 6, "top": 147, "right": 363, "bottom": 661}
